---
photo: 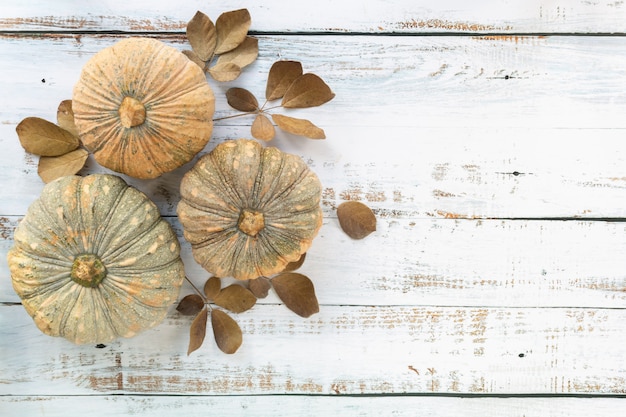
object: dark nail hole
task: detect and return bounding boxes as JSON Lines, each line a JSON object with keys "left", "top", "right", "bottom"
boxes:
{"left": 513, "top": 171, "right": 520, "bottom": 176}
{"left": 518, "top": 353, "right": 525, "bottom": 358}
{"left": 41, "top": 78, "right": 46, "bottom": 83}
{"left": 95, "top": 344, "right": 106, "bottom": 349}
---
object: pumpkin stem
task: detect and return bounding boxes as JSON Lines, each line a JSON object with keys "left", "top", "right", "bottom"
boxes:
{"left": 237, "top": 209, "right": 265, "bottom": 237}
{"left": 119, "top": 96, "right": 146, "bottom": 128}
{"left": 71, "top": 254, "right": 107, "bottom": 288}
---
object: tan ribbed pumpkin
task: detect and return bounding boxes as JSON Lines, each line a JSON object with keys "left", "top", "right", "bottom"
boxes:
{"left": 7, "top": 174, "right": 184, "bottom": 344}
{"left": 72, "top": 37, "right": 215, "bottom": 179}
{"left": 178, "top": 139, "right": 323, "bottom": 280}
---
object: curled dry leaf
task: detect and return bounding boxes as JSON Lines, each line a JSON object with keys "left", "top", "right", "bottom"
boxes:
{"left": 283, "top": 253, "right": 306, "bottom": 272}
{"left": 209, "top": 61, "right": 242, "bottom": 82}
{"left": 266, "top": 60, "right": 303, "bottom": 101}
{"left": 16, "top": 117, "right": 79, "bottom": 156}
{"left": 182, "top": 50, "right": 206, "bottom": 71}
{"left": 38, "top": 148, "right": 88, "bottom": 183}
{"left": 188, "top": 307, "right": 208, "bottom": 355}
{"left": 271, "top": 272, "right": 319, "bottom": 318}
{"left": 176, "top": 294, "right": 205, "bottom": 316}
{"left": 272, "top": 114, "right": 325, "bottom": 140}
{"left": 215, "top": 9, "right": 251, "bottom": 55}
{"left": 56, "top": 100, "right": 78, "bottom": 137}
{"left": 215, "top": 36, "right": 258, "bottom": 69}
{"left": 282, "top": 73, "right": 335, "bottom": 108}
{"left": 226, "top": 87, "right": 259, "bottom": 112}
{"left": 211, "top": 309, "right": 243, "bottom": 354}
{"left": 186, "top": 10, "right": 217, "bottom": 61}
{"left": 337, "top": 201, "right": 377, "bottom": 239}
{"left": 248, "top": 276, "right": 271, "bottom": 299}
{"left": 251, "top": 114, "right": 275, "bottom": 141}
{"left": 204, "top": 276, "right": 222, "bottom": 300}
{"left": 213, "top": 284, "right": 257, "bottom": 313}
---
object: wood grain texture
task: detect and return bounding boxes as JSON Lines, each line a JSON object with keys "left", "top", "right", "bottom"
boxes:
{"left": 2, "top": 304, "right": 625, "bottom": 395}
{"left": 2, "top": 0, "right": 626, "bottom": 33}
{"left": 1, "top": 1, "right": 625, "bottom": 414}
{"left": 1, "top": 396, "right": 624, "bottom": 417}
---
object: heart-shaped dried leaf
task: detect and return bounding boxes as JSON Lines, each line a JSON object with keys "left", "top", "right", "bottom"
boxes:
{"left": 16, "top": 117, "right": 79, "bottom": 156}
{"left": 283, "top": 253, "right": 306, "bottom": 272}
{"left": 209, "top": 61, "right": 242, "bottom": 82}
{"left": 186, "top": 10, "right": 216, "bottom": 61}
{"left": 266, "top": 60, "right": 303, "bottom": 101}
{"left": 176, "top": 294, "right": 205, "bottom": 316}
{"left": 211, "top": 309, "right": 243, "bottom": 354}
{"left": 38, "top": 148, "right": 88, "bottom": 183}
{"left": 271, "top": 272, "right": 319, "bottom": 318}
{"left": 272, "top": 114, "right": 326, "bottom": 139}
{"left": 251, "top": 114, "right": 275, "bottom": 141}
{"left": 282, "top": 73, "right": 335, "bottom": 108}
{"left": 215, "top": 36, "right": 258, "bottom": 69}
{"left": 248, "top": 277, "right": 271, "bottom": 299}
{"left": 182, "top": 50, "right": 206, "bottom": 71}
{"left": 56, "top": 100, "right": 78, "bottom": 137}
{"left": 337, "top": 201, "right": 377, "bottom": 239}
{"left": 188, "top": 307, "right": 208, "bottom": 355}
{"left": 215, "top": 8, "right": 251, "bottom": 55}
{"left": 204, "top": 276, "right": 221, "bottom": 300}
{"left": 213, "top": 284, "right": 256, "bottom": 313}
{"left": 226, "top": 87, "right": 259, "bottom": 112}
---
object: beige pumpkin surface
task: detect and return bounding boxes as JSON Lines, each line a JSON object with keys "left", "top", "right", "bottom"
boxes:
{"left": 178, "top": 139, "right": 323, "bottom": 280}
{"left": 72, "top": 37, "right": 215, "bottom": 179}
{"left": 7, "top": 174, "right": 185, "bottom": 345}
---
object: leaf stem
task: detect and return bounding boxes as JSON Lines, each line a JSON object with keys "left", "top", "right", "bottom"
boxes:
{"left": 184, "top": 275, "right": 207, "bottom": 302}
{"left": 212, "top": 112, "right": 254, "bottom": 122}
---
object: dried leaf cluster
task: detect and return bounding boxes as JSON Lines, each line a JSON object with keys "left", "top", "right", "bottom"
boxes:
{"left": 185, "top": 9, "right": 258, "bottom": 82}
{"left": 16, "top": 100, "right": 88, "bottom": 183}
{"left": 178, "top": 253, "right": 318, "bottom": 355}
{"left": 225, "top": 61, "right": 335, "bottom": 141}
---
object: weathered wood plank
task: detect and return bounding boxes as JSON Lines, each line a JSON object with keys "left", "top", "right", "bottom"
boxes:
{"left": 2, "top": 35, "right": 626, "bottom": 218}
{"left": 2, "top": 0, "right": 626, "bottom": 33}
{"left": 2, "top": 217, "right": 626, "bottom": 307}
{"left": 1, "top": 304, "right": 625, "bottom": 395}
{"left": 1, "top": 395, "right": 624, "bottom": 417}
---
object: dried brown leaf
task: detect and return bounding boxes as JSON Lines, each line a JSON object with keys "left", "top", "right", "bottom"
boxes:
{"left": 226, "top": 87, "right": 259, "bottom": 112}
{"left": 251, "top": 114, "right": 275, "bottom": 141}
{"left": 248, "top": 277, "right": 271, "bottom": 299}
{"left": 271, "top": 272, "right": 319, "bottom": 318}
{"left": 211, "top": 309, "right": 242, "bottom": 354}
{"left": 209, "top": 61, "right": 242, "bottom": 82}
{"left": 176, "top": 294, "right": 205, "bottom": 316}
{"left": 271, "top": 114, "right": 326, "bottom": 139}
{"left": 215, "top": 8, "right": 251, "bottom": 55}
{"left": 266, "top": 60, "right": 303, "bottom": 101}
{"left": 282, "top": 73, "right": 335, "bottom": 108}
{"left": 182, "top": 50, "right": 206, "bottom": 71}
{"left": 204, "top": 276, "right": 221, "bottom": 300}
{"left": 56, "top": 100, "right": 78, "bottom": 137}
{"left": 186, "top": 10, "right": 216, "bottom": 61}
{"left": 16, "top": 117, "right": 79, "bottom": 156}
{"left": 283, "top": 253, "right": 307, "bottom": 272}
{"left": 215, "top": 36, "right": 258, "bottom": 69}
{"left": 38, "top": 148, "right": 88, "bottom": 183}
{"left": 337, "top": 201, "right": 377, "bottom": 239}
{"left": 213, "top": 284, "right": 256, "bottom": 313}
{"left": 188, "top": 307, "right": 208, "bottom": 355}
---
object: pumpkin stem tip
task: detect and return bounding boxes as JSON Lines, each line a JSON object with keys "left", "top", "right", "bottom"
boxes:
{"left": 119, "top": 96, "right": 146, "bottom": 128}
{"left": 238, "top": 209, "right": 265, "bottom": 237}
{"left": 71, "top": 254, "right": 107, "bottom": 288}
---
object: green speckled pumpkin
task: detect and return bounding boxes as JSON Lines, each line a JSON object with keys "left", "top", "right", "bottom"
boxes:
{"left": 7, "top": 174, "right": 184, "bottom": 345}
{"left": 177, "top": 139, "right": 323, "bottom": 280}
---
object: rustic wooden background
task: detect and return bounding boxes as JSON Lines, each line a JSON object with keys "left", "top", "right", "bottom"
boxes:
{"left": 1, "top": 1, "right": 625, "bottom": 415}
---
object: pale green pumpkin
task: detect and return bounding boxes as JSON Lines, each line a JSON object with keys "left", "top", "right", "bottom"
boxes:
{"left": 7, "top": 174, "right": 184, "bottom": 344}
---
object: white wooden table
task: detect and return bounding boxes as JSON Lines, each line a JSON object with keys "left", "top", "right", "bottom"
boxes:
{"left": 1, "top": 1, "right": 625, "bottom": 415}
